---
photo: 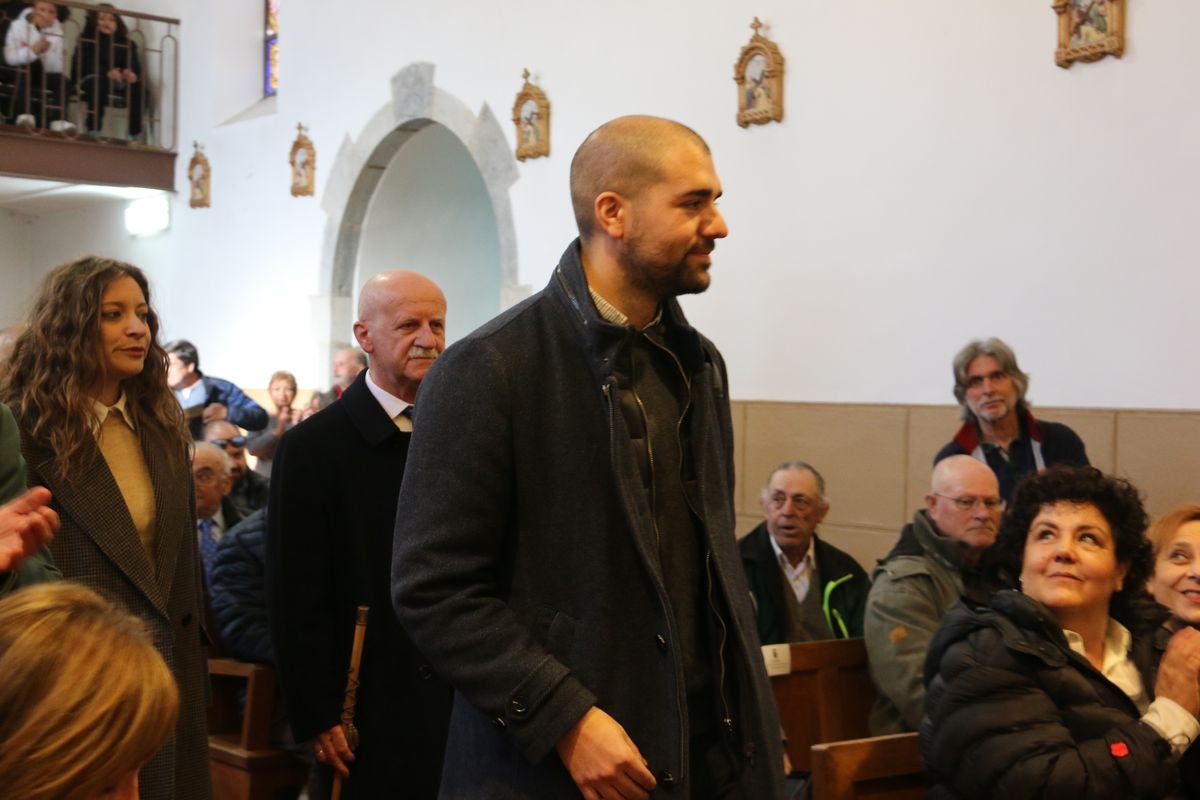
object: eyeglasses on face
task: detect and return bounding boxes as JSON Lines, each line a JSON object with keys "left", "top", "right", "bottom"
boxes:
{"left": 964, "top": 370, "right": 1009, "bottom": 391}
{"left": 193, "top": 467, "right": 224, "bottom": 485}
{"left": 210, "top": 436, "right": 247, "bottom": 450}
{"left": 932, "top": 493, "right": 1005, "bottom": 512}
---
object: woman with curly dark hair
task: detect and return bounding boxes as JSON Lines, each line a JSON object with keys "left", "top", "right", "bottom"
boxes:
{"left": 0, "top": 256, "right": 211, "bottom": 800}
{"left": 920, "top": 465, "right": 1200, "bottom": 799}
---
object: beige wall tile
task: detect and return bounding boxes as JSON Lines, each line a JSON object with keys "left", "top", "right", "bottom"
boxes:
{"left": 736, "top": 514, "right": 761, "bottom": 539}
{"left": 742, "top": 403, "right": 909, "bottom": 529}
{"left": 1116, "top": 412, "right": 1200, "bottom": 519}
{"left": 731, "top": 401, "right": 747, "bottom": 516}
{"left": 727, "top": 400, "right": 1196, "bottom": 557}
{"left": 1037, "top": 407, "right": 1116, "bottom": 474}
{"left": 905, "top": 405, "right": 961, "bottom": 518}
{"left": 815, "top": 523, "right": 899, "bottom": 573}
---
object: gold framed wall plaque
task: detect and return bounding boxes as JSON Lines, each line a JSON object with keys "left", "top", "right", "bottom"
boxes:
{"left": 734, "top": 17, "right": 784, "bottom": 128}
{"left": 1054, "top": 0, "right": 1124, "bottom": 68}
{"left": 512, "top": 69, "right": 550, "bottom": 161}
{"left": 290, "top": 123, "right": 316, "bottom": 197}
{"left": 187, "top": 142, "right": 210, "bottom": 209}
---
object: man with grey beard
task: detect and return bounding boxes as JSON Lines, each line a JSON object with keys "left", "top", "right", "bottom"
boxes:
{"left": 267, "top": 271, "right": 452, "bottom": 799}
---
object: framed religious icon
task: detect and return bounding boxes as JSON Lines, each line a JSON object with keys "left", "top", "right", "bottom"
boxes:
{"left": 512, "top": 70, "right": 550, "bottom": 161}
{"left": 1053, "top": 0, "right": 1125, "bottom": 68}
{"left": 734, "top": 17, "right": 784, "bottom": 128}
{"left": 187, "top": 143, "right": 210, "bottom": 209}
{"left": 290, "top": 123, "right": 316, "bottom": 197}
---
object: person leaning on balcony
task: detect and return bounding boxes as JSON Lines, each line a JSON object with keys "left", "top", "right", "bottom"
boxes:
{"left": 4, "top": 0, "right": 72, "bottom": 130}
{"left": 73, "top": 4, "right": 146, "bottom": 139}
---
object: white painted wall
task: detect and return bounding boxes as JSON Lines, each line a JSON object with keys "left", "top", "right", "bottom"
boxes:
{"left": 8, "top": 0, "right": 1199, "bottom": 406}
{"left": 356, "top": 124, "right": 501, "bottom": 344}
{"left": 0, "top": 211, "right": 34, "bottom": 325}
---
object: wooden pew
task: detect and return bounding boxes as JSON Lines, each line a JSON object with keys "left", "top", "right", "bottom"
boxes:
{"left": 208, "top": 658, "right": 309, "bottom": 800}
{"left": 810, "top": 732, "right": 926, "bottom": 800}
{"left": 768, "top": 638, "right": 877, "bottom": 772}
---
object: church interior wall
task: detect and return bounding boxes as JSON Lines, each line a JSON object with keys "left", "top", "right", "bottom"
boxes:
{"left": 5, "top": 1, "right": 1197, "bottom": 426}
{"left": 0, "top": 211, "right": 34, "bottom": 325}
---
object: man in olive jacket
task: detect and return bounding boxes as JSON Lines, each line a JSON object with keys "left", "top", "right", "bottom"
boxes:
{"left": 0, "top": 401, "right": 60, "bottom": 594}
{"left": 392, "top": 116, "right": 785, "bottom": 800}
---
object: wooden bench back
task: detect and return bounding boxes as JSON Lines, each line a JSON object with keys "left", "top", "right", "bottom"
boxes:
{"left": 769, "top": 637, "right": 877, "bottom": 771}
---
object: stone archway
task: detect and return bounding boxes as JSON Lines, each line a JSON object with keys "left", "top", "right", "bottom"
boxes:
{"left": 316, "top": 62, "right": 525, "bottom": 355}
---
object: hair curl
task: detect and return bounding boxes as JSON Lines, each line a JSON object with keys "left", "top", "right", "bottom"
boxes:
{"left": 0, "top": 582, "right": 179, "bottom": 800}
{"left": 994, "top": 465, "right": 1153, "bottom": 628}
{"left": 0, "top": 257, "right": 189, "bottom": 478}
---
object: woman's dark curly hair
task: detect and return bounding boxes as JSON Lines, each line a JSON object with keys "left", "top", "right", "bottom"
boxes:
{"left": 994, "top": 465, "right": 1154, "bottom": 628}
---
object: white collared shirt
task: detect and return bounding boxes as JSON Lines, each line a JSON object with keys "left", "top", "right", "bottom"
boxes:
{"left": 173, "top": 380, "right": 204, "bottom": 409}
{"left": 768, "top": 532, "right": 813, "bottom": 605}
{"left": 89, "top": 393, "right": 137, "bottom": 437}
{"left": 1064, "top": 619, "right": 1200, "bottom": 758}
{"left": 364, "top": 369, "right": 413, "bottom": 428}
{"left": 200, "top": 505, "right": 228, "bottom": 542}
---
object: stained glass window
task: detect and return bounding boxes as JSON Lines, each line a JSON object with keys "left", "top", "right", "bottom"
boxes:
{"left": 264, "top": 0, "right": 279, "bottom": 96}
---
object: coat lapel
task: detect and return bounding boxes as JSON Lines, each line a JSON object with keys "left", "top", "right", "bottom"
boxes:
{"left": 29, "top": 437, "right": 169, "bottom": 619}
{"left": 141, "top": 421, "right": 189, "bottom": 606}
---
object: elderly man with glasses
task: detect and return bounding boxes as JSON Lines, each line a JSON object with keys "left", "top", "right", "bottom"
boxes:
{"left": 864, "top": 454, "right": 1006, "bottom": 735}
{"left": 739, "top": 461, "right": 868, "bottom": 645}
{"left": 204, "top": 420, "right": 269, "bottom": 517}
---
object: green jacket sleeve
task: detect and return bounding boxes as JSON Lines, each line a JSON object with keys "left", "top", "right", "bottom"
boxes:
{"left": 0, "top": 402, "right": 62, "bottom": 594}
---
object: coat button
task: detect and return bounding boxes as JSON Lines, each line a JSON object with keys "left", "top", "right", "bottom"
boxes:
{"left": 658, "top": 770, "right": 676, "bottom": 787}
{"left": 181, "top": 613, "right": 192, "bottom": 627}
{"left": 417, "top": 663, "right": 434, "bottom": 680}
{"left": 655, "top": 634, "right": 667, "bottom": 652}
{"left": 493, "top": 717, "right": 507, "bottom": 730}
{"left": 510, "top": 698, "right": 527, "bottom": 715}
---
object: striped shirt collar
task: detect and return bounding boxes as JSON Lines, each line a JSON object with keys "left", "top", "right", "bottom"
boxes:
{"left": 588, "top": 286, "right": 663, "bottom": 330}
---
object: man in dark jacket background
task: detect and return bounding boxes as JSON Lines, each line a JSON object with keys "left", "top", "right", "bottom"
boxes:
{"left": 740, "top": 461, "right": 868, "bottom": 643}
{"left": 267, "top": 271, "right": 452, "bottom": 799}
{"left": 935, "top": 337, "right": 1088, "bottom": 501}
{"left": 165, "top": 339, "right": 269, "bottom": 439}
{"left": 392, "top": 116, "right": 785, "bottom": 800}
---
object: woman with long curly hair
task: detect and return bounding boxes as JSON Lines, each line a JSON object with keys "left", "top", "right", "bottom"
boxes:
{"left": 0, "top": 582, "right": 179, "bottom": 800}
{"left": 0, "top": 256, "right": 211, "bottom": 800}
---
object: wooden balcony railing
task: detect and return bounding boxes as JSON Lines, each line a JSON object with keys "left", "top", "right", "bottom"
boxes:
{"left": 0, "top": 1, "right": 179, "bottom": 190}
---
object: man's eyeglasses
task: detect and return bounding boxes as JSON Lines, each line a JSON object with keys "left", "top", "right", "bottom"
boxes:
{"left": 932, "top": 493, "right": 1005, "bottom": 512}
{"left": 211, "top": 436, "right": 246, "bottom": 450}
{"left": 193, "top": 467, "right": 223, "bottom": 485}
{"left": 964, "top": 370, "right": 1009, "bottom": 391}
{"left": 767, "top": 492, "right": 820, "bottom": 512}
